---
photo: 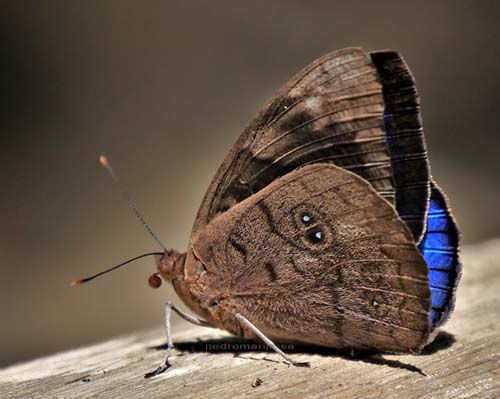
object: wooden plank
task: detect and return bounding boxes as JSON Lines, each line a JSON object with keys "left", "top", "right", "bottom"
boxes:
{"left": 1, "top": 240, "right": 499, "bottom": 399}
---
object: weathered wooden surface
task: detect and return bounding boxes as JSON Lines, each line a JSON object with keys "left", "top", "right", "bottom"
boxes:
{"left": 1, "top": 240, "right": 500, "bottom": 399}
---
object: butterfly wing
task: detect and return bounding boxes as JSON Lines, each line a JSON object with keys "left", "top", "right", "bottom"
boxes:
{"left": 371, "top": 51, "right": 430, "bottom": 241}
{"left": 192, "top": 47, "right": 430, "bottom": 241}
{"left": 192, "top": 163, "right": 431, "bottom": 353}
{"left": 418, "top": 181, "right": 461, "bottom": 332}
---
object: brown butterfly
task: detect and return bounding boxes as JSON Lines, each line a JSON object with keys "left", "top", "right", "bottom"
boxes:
{"left": 73, "top": 47, "right": 461, "bottom": 378}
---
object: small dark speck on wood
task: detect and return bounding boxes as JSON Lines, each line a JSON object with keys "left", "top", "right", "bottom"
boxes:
{"left": 252, "top": 377, "right": 263, "bottom": 388}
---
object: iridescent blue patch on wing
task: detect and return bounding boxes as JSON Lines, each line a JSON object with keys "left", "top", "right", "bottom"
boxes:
{"left": 418, "top": 182, "right": 461, "bottom": 330}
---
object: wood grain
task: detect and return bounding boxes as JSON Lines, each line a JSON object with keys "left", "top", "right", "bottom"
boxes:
{"left": 1, "top": 239, "right": 499, "bottom": 399}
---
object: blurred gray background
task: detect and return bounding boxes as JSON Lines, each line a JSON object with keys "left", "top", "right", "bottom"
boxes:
{"left": 2, "top": 1, "right": 499, "bottom": 367}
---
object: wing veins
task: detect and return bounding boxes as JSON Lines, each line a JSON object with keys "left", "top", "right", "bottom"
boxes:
{"left": 243, "top": 132, "right": 385, "bottom": 185}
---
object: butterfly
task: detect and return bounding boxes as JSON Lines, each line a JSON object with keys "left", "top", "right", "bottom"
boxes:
{"left": 74, "top": 47, "right": 462, "bottom": 378}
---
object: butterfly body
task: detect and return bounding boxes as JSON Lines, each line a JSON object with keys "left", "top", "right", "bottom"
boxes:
{"left": 154, "top": 47, "right": 461, "bottom": 359}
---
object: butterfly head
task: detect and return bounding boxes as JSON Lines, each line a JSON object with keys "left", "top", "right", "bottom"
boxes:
{"left": 154, "top": 249, "right": 186, "bottom": 284}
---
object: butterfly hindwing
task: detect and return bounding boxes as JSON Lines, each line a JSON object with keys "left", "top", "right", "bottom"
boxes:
{"left": 192, "top": 164, "right": 431, "bottom": 352}
{"left": 418, "top": 181, "right": 461, "bottom": 331}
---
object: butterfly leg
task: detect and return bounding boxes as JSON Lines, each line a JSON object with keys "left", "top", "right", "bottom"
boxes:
{"left": 144, "top": 301, "right": 213, "bottom": 378}
{"left": 169, "top": 301, "right": 214, "bottom": 327}
{"left": 235, "top": 313, "right": 310, "bottom": 368}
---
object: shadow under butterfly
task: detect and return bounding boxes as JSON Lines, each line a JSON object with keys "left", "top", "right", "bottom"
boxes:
{"left": 73, "top": 47, "right": 461, "bottom": 378}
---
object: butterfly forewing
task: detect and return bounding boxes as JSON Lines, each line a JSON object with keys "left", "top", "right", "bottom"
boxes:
{"left": 371, "top": 51, "right": 430, "bottom": 241}
{"left": 192, "top": 48, "right": 395, "bottom": 234}
{"left": 192, "top": 47, "right": 430, "bottom": 244}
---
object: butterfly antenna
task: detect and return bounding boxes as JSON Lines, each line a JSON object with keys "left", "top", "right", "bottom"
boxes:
{"left": 99, "top": 155, "right": 168, "bottom": 253}
{"left": 70, "top": 252, "right": 164, "bottom": 287}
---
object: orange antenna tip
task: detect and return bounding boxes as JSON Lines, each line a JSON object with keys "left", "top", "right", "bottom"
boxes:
{"left": 70, "top": 279, "right": 83, "bottom": 287}
{"left": 99, "top": 155, "right": 109, "bottom": 167}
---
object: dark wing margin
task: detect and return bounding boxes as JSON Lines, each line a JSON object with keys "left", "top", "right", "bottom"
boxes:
{"left": 370, "top": 50, "right": 430, "bottom": 242}
{"left": 418, "top": 181, "right": 461, "bottom": 331}
{"left": 192, "top": 48, "right": 396, "bottom": 234}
